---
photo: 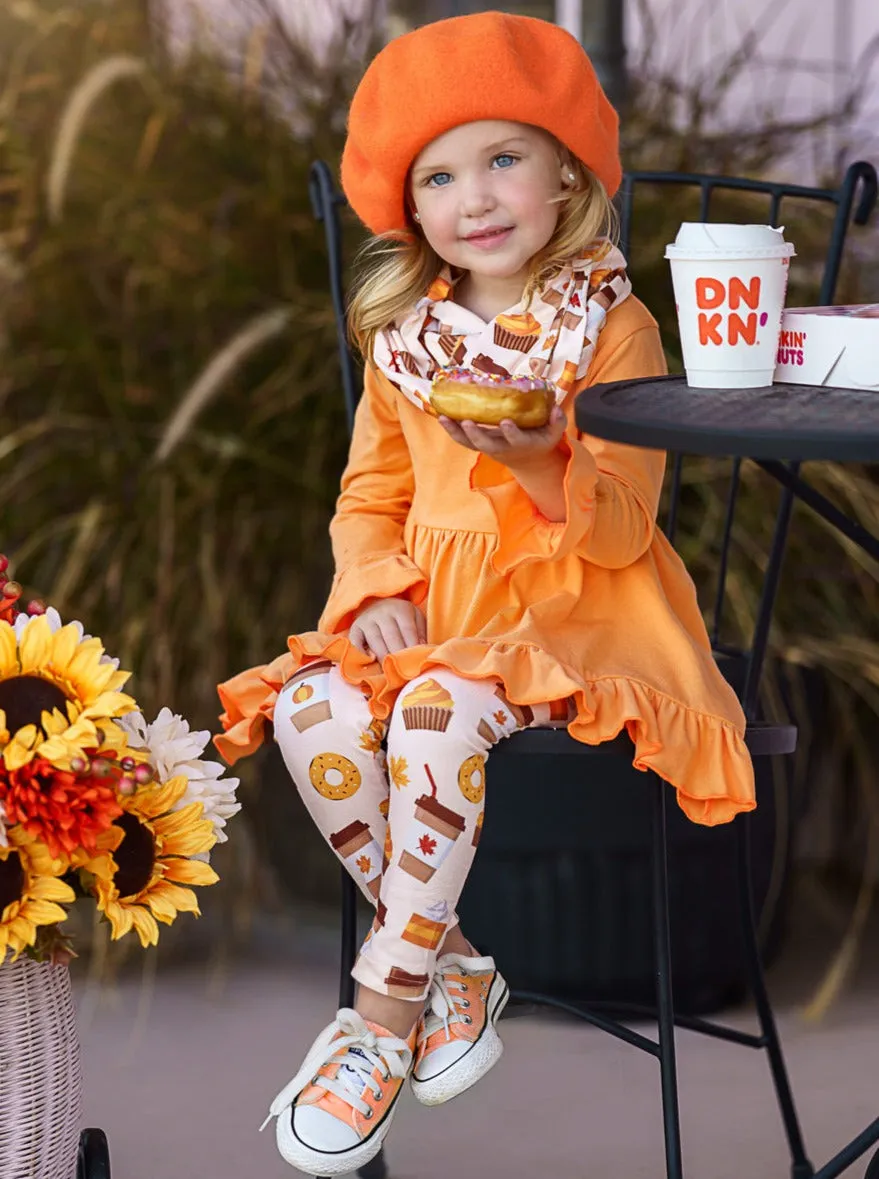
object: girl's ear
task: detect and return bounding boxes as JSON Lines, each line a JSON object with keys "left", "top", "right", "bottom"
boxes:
{"left": 559, "top": 155, "right": 576, "bottom": 188}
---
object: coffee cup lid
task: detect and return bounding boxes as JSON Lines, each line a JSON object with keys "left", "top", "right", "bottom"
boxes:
{"left": 665, "top": 221, "right": 795, "bottom": 260}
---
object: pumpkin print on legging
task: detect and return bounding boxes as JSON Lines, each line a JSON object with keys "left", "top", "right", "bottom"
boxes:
{"left": 398, "top": 765, "right": 466, "bottom": 883}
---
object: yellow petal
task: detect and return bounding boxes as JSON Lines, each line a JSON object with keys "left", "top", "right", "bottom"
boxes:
{"left": 32, "top": 877, "right": 76, "bottom": 905}
{"left": 136, "top": 776, "right": 189, "bottom": 817}
{"left": 107, "top": 669, "right": 132, "bottom": 693}
{"left": 153, "top": 801, "right": 205, "bottom": 836}
{"left": 104, "top": 901, "right": 134, "bottom": 940}
{"left": 8, "top": 915, "right": 37, "bottom": 945}
{"left": 40, "top": 708, "right": 70, "bottom": 736}
{"left": 3, "top": 729, "right": 38, "bottom": 770}
{"left": 18, "top": 616, "right": 51, "bottom": 673}
{"left": 160, "top": 828, "right": 215, "bottom": 857}
{"left": 153, "top": 880, "right": 202, "bottom": 913}
{"left": 129, "top": 906, "right": 159, "bottom": 947}
{"left": 49, "top": 624, "right": 81, "bottom": 673}
{"left": 0, "top": 622, "right": 19, "bottom": 677}
{"left": 25, "top": 900, "right": 69, "bottom": 926}
{"left": 162, "top": 858, "right": 220, "bottom": 887}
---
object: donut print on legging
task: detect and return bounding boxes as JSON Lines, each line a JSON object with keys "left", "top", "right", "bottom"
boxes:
{"left": 274, "top": 661, "right": 572, "bottom": 1000}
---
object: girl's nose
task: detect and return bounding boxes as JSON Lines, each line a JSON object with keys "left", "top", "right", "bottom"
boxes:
{"left": 458, "top": 176, "right": 496, "bottom": 218}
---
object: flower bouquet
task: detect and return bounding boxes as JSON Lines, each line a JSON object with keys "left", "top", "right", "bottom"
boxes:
{"left": 0, "top": 557, "right": 240, "bottom": 1177}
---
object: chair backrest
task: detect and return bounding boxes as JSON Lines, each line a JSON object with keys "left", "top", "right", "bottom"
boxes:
{"left": 308, "top": 159, "right": 878, "bottom": 716}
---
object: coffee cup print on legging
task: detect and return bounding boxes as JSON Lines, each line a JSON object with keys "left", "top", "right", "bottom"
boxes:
{"left": 279, "top": 661, "right": 334, "bottom": 731}
{"left": 330, "top": 820, "right": 383, "bottom": 900}
{"left": 398, "top": 766, "right": 466, "bottom": 883}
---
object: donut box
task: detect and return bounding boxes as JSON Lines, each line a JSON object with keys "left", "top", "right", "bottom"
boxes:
{"left": 773, "top": 304, "right": 879, "bottom": 390}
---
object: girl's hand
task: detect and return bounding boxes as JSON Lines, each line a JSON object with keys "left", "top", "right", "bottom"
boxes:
{"left": 437, "top": 404, "right": 568, "bottom": 471}
{"left": 349, "top": 597, "right": 428, "bottom": 661}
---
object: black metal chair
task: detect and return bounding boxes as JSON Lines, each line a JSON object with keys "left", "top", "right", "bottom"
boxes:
{"left": 307, "top": 157, "right": 879, "bottom": 1179}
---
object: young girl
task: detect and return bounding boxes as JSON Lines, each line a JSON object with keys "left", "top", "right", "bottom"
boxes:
{"left": 216, "top": 11, "right": 755, "bottom": 1175}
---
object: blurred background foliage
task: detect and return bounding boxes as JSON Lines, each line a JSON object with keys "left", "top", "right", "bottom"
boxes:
{"left": 0, "top": 0, "right": 877, "bottom": 1001}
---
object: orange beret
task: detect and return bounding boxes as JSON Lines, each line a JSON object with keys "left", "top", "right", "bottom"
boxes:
{"left": 341, "top": 11, "right": 621, "bottom": 236}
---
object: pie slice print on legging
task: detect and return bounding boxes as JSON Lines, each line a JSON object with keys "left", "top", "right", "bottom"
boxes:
{"left": 398, "top": 764, "right": 466, "bottom": 883}
{"left": 330, "top": 820, "right": 382, "bottom": 899}
{"left": 402, "top": 900, "right": 449, "bottom": 950}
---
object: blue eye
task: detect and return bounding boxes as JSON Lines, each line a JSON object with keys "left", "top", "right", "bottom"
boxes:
{"left": 426, "top": 172, "right": 452, "bottom": 188}
{"left": 493, "top": 153, "right": 518, "bottom": 169}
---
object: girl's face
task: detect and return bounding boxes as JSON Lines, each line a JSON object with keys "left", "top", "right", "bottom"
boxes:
{"left": 410, "top": 120, "right": 568, "bottom": 290}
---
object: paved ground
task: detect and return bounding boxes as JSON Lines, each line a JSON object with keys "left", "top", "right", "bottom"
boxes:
{"left": 74, "top": 905, "right": 879, "bottom": 1179}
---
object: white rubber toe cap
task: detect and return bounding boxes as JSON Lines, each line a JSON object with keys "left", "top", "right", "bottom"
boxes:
{"left": 414, "top": 1039, "right": 470, "bottom": 1082}
{"left": 291, "top": 1105, "right": 360, "bottom": 1152}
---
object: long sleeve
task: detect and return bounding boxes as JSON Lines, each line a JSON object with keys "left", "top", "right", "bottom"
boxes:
{"left": 471, "top": 297, "right": 668, "bottom": 574}
{"left": 319, "top": 365, "right": 428, "bottom": 634}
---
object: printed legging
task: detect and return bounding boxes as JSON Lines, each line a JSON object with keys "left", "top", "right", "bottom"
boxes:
{"left": 273, "top": 661, "right": 569, "bottom": 1002}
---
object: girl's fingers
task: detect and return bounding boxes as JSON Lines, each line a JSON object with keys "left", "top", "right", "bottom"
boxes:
{"left": 397, "top": 613, "right": 421, "bottom": 650}
{"left": 414, "top": 607, "right": 428, "bottom": 643}
{"left": 381, "top": 617, "right": 408, "bottom": 655}
{"left": 348, "top": 625, "right": 368, "bottom": 654}
{"left": 362, "top": 624, "right": 390, "bottom": 662}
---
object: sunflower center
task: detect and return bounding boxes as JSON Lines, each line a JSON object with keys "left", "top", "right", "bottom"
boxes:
{"left": 113, "top": 812, "right": 156, "bottom": 899}
{"left": 0, "top": 675, "right": 69, "bottom": 735}
{"left": 0, "top": 851, "right": 25, "bottom": 912}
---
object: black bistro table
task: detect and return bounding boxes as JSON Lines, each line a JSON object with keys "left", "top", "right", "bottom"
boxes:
{"left": 575, "top": 373, "right": 879, "bottom": 1179}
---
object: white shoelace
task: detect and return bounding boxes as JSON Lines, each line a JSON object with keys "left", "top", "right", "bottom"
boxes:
{"left": 260, "top": 1009, "right": 412, "bottom": 1130}
{"left": 423, "top": 967, "right": 473, "bottom": 1044}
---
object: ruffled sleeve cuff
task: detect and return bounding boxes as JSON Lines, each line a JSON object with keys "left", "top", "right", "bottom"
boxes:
{"left": 470, "top": 439, "right": 599, "bottom": 576}
{"left": 214, "top": 651, "right": 294, "bottom": 764}
{"left": 318, "top": 552, "right": 429, "bottom": 634}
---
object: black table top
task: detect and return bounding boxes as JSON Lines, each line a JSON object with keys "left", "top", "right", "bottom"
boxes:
{"left": 575, "top": 375, "right": 879, "bottom": 462}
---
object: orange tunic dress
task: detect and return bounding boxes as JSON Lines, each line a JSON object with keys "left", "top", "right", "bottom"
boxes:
{"left": 217, "top": 297, "right": 755, "bottom": 825}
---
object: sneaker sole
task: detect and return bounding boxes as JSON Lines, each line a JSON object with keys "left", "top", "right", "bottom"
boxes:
{"left": 275, "top": 1086, "right": 402, "bottom": 1177}
{"left": 410, "top": 971, "right": 510, "bottom": 1107}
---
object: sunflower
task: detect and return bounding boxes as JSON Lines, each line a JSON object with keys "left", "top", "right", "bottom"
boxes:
{"left": 0, "top": 826, "right": 75, "bottom": 961}
{"left": 90, "top": 775, "right": 219, "bottom": 948}
{"left": 0, "top": 612, "right": 136, "bottom": 771}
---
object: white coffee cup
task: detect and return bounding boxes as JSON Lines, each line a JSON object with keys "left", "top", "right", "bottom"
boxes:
{"left": 665, "top": 223, "right": 796, "bottom": 388}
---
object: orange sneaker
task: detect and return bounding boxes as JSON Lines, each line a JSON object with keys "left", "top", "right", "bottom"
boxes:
{"left": 260, "top": 1008, "right": 415, "bottom": 1176}
{"left": 410, "top": 952, "right": 509, "bottom": 1107}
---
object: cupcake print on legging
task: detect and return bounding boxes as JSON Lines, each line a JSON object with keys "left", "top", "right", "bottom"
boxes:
{"left": 401, "top": 678, "right": 455, "bottom": 732}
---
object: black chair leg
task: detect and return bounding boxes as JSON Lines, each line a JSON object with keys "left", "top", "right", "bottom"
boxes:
{"left": 339, "top": 867, "right": 358, "bottom": 1009}
{"left": 652, "top": 776, "right": 685, "bottom": 1179}
{"left": 736, "top": 818, "right": 814, "bottom": 1179}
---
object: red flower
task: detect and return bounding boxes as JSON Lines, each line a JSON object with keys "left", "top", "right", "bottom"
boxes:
{"left": 418, "top": 834, "right": 437, "bottom": 857}
{"left": 0, "top": 754, "right": 124, "bottom": 860}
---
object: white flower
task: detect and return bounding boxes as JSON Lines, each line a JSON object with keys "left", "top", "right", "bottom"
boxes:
{"left": 0, "top": 799, "right": 7, "bottom": 849}
{"left": 117, "top": 708, "right": 241, "bottom": 852}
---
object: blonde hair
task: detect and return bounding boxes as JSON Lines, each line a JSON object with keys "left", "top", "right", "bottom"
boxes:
{"left": 347, "top": 152, "right": 619, "bottom": 361}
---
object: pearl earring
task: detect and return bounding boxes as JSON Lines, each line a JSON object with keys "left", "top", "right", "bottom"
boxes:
{"left": 413, "top": 212, "right": 421, "bottom": 222}
{"left": 567, "top": 171, "right": 576, "bottom": 182}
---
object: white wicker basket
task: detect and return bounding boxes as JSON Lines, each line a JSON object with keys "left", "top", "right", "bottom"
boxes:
{"left": 0, "top": 955, "right": 82, "bottom": 1179}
